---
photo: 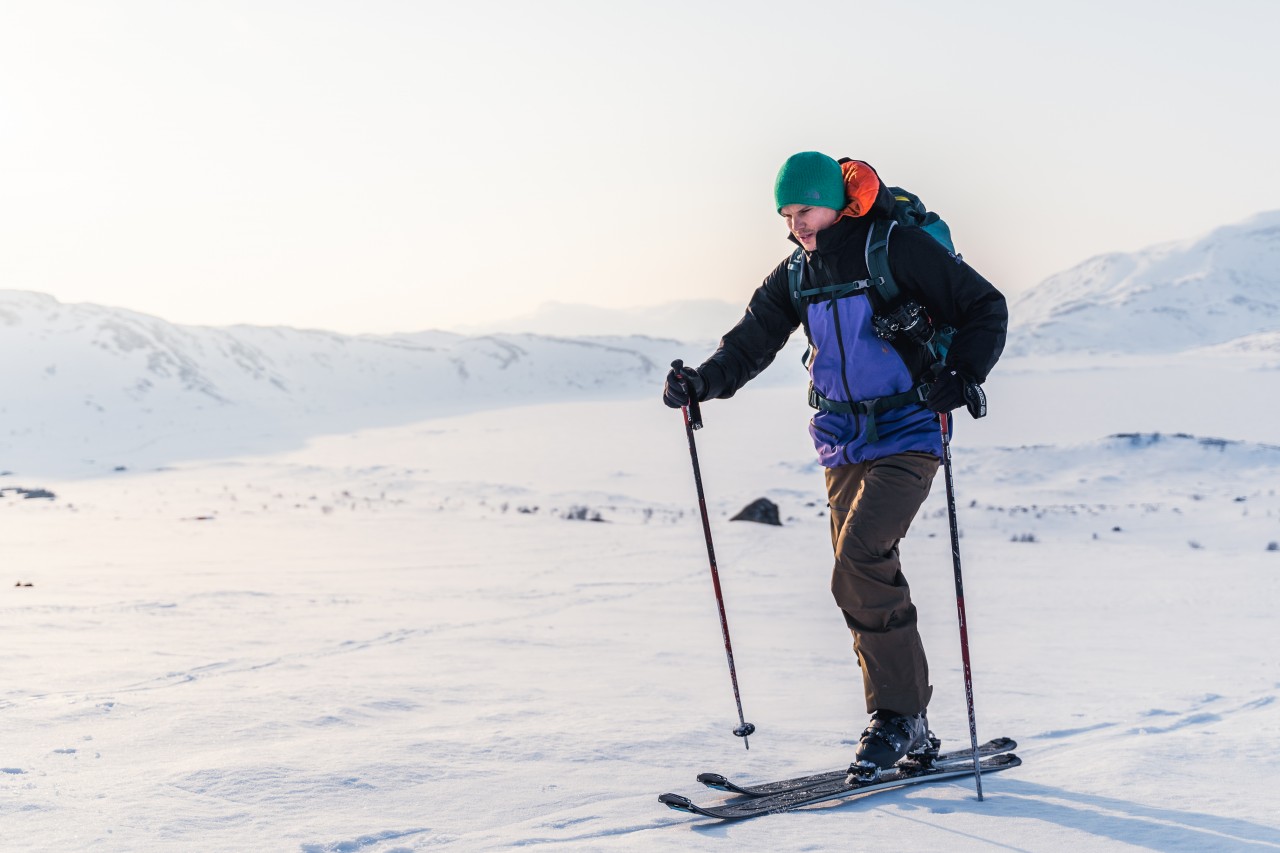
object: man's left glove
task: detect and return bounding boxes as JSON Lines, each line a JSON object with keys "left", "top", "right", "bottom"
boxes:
{"left": 926, "top": 367, "right": 988, "bottom": 419}
{"left": 663, "top": 363, "right": 707, "bottom": 408}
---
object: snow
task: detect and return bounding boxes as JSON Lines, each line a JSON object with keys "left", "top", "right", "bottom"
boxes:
{"left": 4, "top": 215, "right": 1280, "bottom": 850}
{"left": 1006, "top": 210, "right": 1280, "bottom": 356}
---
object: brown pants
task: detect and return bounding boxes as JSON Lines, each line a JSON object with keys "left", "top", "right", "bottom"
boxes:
{"left": 826, "top": 451, "right": 940, "bottom": 716}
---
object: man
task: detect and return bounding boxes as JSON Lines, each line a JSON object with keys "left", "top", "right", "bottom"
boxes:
{"left": 662, "top": 151, "right": 1007, "bottom": 775}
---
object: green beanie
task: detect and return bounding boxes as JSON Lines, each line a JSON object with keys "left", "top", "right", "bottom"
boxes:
{"left": 774, "top": 151, "right": 845, "bottom": 212}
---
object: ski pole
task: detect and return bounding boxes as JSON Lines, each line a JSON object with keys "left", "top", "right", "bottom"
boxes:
{"left": 939, "top": 411, "right": 984, "bottom": 801}
{"left": 671, "top": 359, "right": 756, "bottom": 749}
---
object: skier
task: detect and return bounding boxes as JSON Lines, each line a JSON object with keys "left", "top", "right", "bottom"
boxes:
{"left": 663, "top": 151, "right": 1007, "bottom": 775}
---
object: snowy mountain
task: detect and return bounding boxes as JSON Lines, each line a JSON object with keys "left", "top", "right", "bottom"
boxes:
{"left": 1006, "top": 210, "right": 1280, "bottom": 355}
{"left": 0, "top": 291, "right": 806, "bottom": 475}
{"left": 0, "top": 290, "right": 676, "bottom": 409}
{"left": 0, "top": 291, "right": 661, "bottom": 473}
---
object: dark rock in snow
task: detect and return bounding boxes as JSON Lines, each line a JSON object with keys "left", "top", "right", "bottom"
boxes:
{"left": 1, "top": 487, "right": 55, "bottom": 501}
{"left": 731, "top": 498, "right": 781, "bottom": 526}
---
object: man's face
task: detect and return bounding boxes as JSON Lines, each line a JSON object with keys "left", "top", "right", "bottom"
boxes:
{"left": 779, "top": 204, "right": 839, "bottom": 251}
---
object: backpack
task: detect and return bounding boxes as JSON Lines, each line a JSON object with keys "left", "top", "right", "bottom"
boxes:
{"left": 787, "top": 187, "right": 957, "bottom": 366}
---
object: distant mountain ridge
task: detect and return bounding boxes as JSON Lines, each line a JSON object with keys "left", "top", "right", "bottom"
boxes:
{"left": 0, "top": 291, "right": 804, "bottom": 476}
{"left": 1006, "top": 210, "right": 1280, "bottom": 355}
{"left": 0, "top": 292, "right": 652, "bottom": 474}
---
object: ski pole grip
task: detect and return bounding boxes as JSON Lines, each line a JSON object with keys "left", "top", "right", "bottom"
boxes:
{"left": 671, "top": 359, "right": 703, "bottom": 429}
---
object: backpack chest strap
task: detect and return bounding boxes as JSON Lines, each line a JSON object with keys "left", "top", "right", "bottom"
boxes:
{"left": 794, "top": 278, "right": 881, "bottom": 302}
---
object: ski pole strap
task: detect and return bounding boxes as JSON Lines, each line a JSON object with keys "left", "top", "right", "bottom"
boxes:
{"left": 672, "top": 359, "right": 704, "bottom": 429}
{"left": 685, "top": 392, "right": 704, "bottom": 430}
{"left": 807, "top": 383, "right": 931, "bottom": 443}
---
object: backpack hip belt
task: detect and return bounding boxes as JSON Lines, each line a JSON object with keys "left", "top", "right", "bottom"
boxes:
{"left": 807, "top": 382, "right": 931, "bottom": 444}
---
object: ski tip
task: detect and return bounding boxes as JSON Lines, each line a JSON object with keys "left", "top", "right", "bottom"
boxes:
{"left": 658, "top": 793, "right": 695, "bottom": 812}
{"left": 993, "top": 752, "right": 1022, "bottom": 768}
{"left": 696, "top": 773, "right": 730, "bottom": 790}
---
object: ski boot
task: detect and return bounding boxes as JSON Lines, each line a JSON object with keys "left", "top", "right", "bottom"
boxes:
{"left": 846, "top": 710, "right": 937, "bottom": 783}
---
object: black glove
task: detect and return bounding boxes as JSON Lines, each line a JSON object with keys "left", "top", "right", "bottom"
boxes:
{"left": 663, "top": 363, "right": 707, "bottom": 409}
{"left": 926, "top": 367, "right": 987, "bottom": 419}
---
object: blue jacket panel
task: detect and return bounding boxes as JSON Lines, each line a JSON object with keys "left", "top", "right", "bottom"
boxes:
{"left": 805, "top": 294, "right": 943, "bottom": 466}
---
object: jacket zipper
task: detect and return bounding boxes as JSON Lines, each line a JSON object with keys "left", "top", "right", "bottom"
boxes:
{"left": 812, "top": 254, "right": 861, "bottom": 435}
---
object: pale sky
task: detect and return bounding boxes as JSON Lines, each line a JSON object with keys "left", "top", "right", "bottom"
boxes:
{"left": 3, "top": 0, "right": 1278, "bottom": 335}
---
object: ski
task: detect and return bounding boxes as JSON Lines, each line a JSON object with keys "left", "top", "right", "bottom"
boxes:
{"left": 660, "top": 752, "right": 1020, "bottom": 821}
{"left": 697, "top": 736, "right": 1015, "bottom": 798}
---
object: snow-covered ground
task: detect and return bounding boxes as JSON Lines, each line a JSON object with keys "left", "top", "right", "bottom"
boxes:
{"left": 4, "top": 212, "right": 1280, "bottom": 850}
{"left": 4, "top": 356, "right": 1279, "bottom": 851}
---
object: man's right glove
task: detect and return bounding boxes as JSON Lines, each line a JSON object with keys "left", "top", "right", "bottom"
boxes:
{"left": 663, "top": 363, "right": 707, "bottom": 409}
{"left": 926, "top": 367, "right": 988, "bottom": 419}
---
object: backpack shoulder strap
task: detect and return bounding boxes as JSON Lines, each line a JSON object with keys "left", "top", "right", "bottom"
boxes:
{"left": 785, "top": 248, "right": 814, "bottom": 370}
{"left": 786, "top": 247, "right": 806, "bottom": 321}
{"left": 866, "top": 216, "right": 958, "bottom": 366}
{"left": 864, "top": 218, "right": 900, "bottom": 306}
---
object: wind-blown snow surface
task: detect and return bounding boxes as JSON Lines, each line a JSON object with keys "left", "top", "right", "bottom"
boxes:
{"left": 4, "top": 212, "right": 1280, "bottom": 852}
{"left": 5, "top": 386, "right": 1279, "bottom": 850}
